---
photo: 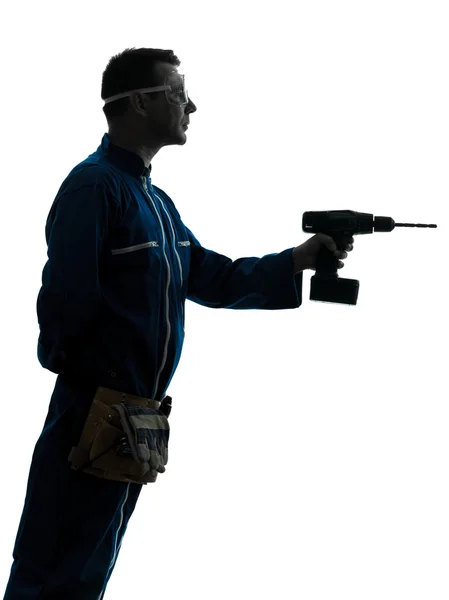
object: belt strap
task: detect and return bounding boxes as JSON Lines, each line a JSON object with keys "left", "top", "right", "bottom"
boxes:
{"left": 96, "top": 387, "right": 163, "bottom": 411}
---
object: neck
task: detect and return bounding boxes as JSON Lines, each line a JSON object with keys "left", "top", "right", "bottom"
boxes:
{"left": 108, "top": 129, "right": 155, "bottom": 168}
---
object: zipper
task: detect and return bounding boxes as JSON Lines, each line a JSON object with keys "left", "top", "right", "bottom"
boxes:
{"left": 111, "top": 241, "right": 159, "bottom": 255}
{"left": 141, "top": 176, "right": 172, "bottom": 400}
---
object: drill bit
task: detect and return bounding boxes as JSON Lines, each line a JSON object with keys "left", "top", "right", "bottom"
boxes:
{"left": 395, "top": 223, "right": 437, "bottom": 228}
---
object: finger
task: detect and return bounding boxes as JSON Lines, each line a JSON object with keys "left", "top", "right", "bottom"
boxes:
{"left": 334, "top": 250, "right": 348, "bottom": 258}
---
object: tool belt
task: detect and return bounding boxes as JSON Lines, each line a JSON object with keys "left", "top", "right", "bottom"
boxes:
{"left": 68, "top": 387, "right": 172, "bottom": 485}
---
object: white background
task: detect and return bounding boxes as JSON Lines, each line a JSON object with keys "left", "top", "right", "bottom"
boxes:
{"left": 0, "top": 1, "right": 447, "bottom": 599}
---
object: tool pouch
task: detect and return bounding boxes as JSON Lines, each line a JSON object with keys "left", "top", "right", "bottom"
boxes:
{"left": 68, "top": 387, "right": 172, "bottom": 485}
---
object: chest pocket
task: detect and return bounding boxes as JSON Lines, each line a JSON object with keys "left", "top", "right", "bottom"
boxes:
{"left": 111, "top": 240, "right": 159, "bottom": 256}
{"left": 173, "top": 239, "right": 190, "bottom": 281}
{"left": 109, "top": 240, "right": 162, "bottom": 272}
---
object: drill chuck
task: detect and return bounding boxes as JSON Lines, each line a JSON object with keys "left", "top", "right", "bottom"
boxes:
{"left": 373, "top": 216, "right": 395, "bottom": 232}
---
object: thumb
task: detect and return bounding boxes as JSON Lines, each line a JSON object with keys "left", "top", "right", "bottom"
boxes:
{"left": 318, "top": 233, "right": 337, "bottom": 252}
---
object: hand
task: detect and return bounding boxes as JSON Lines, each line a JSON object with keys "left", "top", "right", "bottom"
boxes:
{"left": 293, "top": 232, "right": 354, "bottom": 272}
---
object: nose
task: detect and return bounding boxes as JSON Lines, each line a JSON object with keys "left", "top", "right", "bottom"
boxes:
{"left": 186, "top": 97, "right": 197, "bottom": 113}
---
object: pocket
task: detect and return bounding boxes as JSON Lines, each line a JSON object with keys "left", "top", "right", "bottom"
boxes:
{"left": 108, "top": 241, "right": 163, "bottom": 300}
{"left": 68, "top": 404, "right": 149, "bottom": 480}
{"left": 111, "top": 240, "right": 159, "bottom": 256}
{"left": 90, "top": 417, "right": 123, "bottom": 460}
{"left": 110, "top": 240, "right": 161, "bottom": 271}
{"left": 69, "top": 396, "right": 121, "bottom": 463}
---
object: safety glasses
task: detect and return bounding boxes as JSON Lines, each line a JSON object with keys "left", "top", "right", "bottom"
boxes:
{"left": 103, "top": 71, "right": 189, "bottom": 107}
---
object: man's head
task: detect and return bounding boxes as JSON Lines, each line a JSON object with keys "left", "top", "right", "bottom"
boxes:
{"left": 101, "top": 48, "right": 197, "bottom": 167}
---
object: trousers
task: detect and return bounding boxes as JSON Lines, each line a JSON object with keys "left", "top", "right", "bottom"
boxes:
{"left": 2, "top": 375, "right": 144, "bottom": 600}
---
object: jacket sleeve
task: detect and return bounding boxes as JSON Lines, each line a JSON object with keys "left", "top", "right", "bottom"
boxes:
{"left": 36, "top": 182, "right": 120, "bottom": 379}
{"left": 185, "top": 226, "right": 303, "bottom": 310}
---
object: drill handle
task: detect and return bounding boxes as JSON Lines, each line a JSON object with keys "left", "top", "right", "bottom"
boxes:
{"left": 316, "top": 232, "right": 346, "bottom": 274}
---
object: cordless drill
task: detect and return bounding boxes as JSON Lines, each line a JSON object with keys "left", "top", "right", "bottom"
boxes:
{"left": 302, "top": 210, "right": 438, "bottom": 305}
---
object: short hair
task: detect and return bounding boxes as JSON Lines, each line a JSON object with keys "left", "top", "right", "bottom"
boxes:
{"left": 101, "top": 47, "right": 181, "bottom": 125}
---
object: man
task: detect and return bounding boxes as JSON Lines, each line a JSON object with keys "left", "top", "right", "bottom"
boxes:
{"left": 3, "top": 58, "right": 354, "bottom": 599}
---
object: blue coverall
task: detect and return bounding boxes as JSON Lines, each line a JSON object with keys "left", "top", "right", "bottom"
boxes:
{"left": 3, "top": 133, "right": 303, "bottom": 599}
